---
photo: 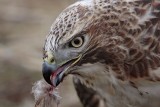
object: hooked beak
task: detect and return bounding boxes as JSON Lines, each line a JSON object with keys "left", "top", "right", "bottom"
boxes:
{"left": 42, "top": 55, "right": 81, "bottom": 87}
{"left": 42, "top": 62, "right": 60, "bottom": 86}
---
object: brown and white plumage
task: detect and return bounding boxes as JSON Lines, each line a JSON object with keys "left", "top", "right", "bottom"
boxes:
{"left": 42, "top": 0, "right": 160, "bottom": 107}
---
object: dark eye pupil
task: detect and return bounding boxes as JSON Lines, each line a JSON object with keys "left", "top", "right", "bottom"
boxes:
{"left": 74, "top": 39, "right": 80, "bottom": 45}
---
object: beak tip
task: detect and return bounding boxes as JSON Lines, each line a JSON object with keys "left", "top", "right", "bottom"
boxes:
{"left": 42, "top": 62, "right": 64, "bottom": 87}
{"left": 42, "top": 62, "right": 52, "bottom": 86}
{"left": 42, "top": 62, "right": 61, "bottom": 87}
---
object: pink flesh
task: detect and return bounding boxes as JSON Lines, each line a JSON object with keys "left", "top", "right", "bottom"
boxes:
{"left": 50, "top": 65, "right": 67, "bottom": 86}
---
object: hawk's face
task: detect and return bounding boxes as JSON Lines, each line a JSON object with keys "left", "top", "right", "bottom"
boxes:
{"left": 42, "top": 1, "right": 108, "bottom": 87}
{"left": 42, "top": 0, "right": 126, "bottom": 87}
{"left": 40, "top": 0, "right": 160, "bottom": 106}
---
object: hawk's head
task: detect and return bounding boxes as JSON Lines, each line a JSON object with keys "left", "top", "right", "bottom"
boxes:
{"left": 42, "top": 0, "right": 127, "bottom": 87}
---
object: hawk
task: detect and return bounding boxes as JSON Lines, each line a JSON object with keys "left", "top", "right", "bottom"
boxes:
{"left": 42, "top": 0, "right": 160, "bottom": 107}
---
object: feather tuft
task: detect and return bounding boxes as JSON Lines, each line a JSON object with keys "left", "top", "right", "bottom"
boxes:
{"left": 32, "top": 79, "right": 62, "bottom": 107}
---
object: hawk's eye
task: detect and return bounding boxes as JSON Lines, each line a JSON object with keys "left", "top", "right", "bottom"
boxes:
{"left": 69, "top": 36, "right": 84, "bottom": 48}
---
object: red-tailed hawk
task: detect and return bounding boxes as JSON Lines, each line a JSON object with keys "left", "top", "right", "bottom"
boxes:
{"left": 42, "top": 0, "right": 160, "bottom": 107}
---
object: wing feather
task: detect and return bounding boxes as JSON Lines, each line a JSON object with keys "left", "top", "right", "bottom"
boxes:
{"left": 119, "top": 0, "right": 160, "bottom": 80}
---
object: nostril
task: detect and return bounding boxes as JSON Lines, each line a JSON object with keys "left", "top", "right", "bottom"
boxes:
{"left": 50, "top": 57, "right": 55, "bottom": 63}
{"left": 43, "top": 51, "right": 55, "bottom": 64}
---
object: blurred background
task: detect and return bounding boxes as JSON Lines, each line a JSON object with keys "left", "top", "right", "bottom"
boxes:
{"left": 0, "top": 0, "right": 82, "bottom": 107}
